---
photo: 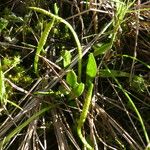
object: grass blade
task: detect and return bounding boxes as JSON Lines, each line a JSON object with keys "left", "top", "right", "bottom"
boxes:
{"left": 104, "top": 65, "right": 149, "bottom": 144}
{"left": 0, "top": 106, "right": 53, "bottom": 149}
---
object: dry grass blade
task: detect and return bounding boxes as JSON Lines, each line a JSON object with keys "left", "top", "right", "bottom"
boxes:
{"left": 51, "top": 108, "right": 70, "bottom": 150}
{"left": 58, "top": 109, "right": 81, "bottom": 150}
{"left": 95, "top": 104, "right": 143, "bottom": 150}
{"left": 18, "top": 119, "right": 38, "bottom": 150}
{"left": 0, "top": 98, "right": 40, "bottom": 138}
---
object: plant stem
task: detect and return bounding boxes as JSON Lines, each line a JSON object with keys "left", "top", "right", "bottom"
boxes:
{"left": 29, "top": 7, "right": 82, "bottom": 82}
{"left": 34, "top": 19, "right": 55, "bottom": 75}
{"left": 77, "top": 82, "right": 94, "bottom": 150}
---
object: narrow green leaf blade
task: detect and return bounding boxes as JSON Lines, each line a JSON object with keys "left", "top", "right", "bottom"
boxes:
{"left": 0, "top": 106, "right": 53, "bottom": 148}
{"left": 98, "top": 69, "right": 130, "bottom": 78}
{"left": 93, "top": 42, "right": 112, "bottom": 56}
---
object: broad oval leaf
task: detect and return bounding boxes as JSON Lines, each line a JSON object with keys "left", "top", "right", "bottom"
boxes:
{"left": 86, "top": 53, "right": 97, "bottom": 78}
{"left": 72, "top": 83, "right": 85, "bottom": 98}
{"left": 66, "top": 70, "right": 77, "bottom": 88}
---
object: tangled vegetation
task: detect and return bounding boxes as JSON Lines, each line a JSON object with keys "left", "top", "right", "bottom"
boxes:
{"left": 0, "top": 0, "right": 150, "bottom": 149}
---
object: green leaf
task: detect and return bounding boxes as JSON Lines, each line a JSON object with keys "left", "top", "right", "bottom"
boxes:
{"left": 0, "top": 18, "right": 8, "bottom": 32}
{"left": 86, "top": 53, "right": 97, "bottom": 78}
{"left": 98, "top": 69, "right": 130, "bottom": 78}
{"left": 66, "top": 70, "right": 77, "bottom": 88}
{"left": 72, "top": 83, "right": 85, "bottom": 98}
{"left": 5, "top": 99, "right": 22, "bottom": 110}
{"left": 93, "top": 42, "right": 112, "bottom": 56}
{"left": 61, "top": 50, "right": 72, "bottom": 68}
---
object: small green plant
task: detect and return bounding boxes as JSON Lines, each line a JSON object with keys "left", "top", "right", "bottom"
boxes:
{"left": 29, "top": 5, "right": 82, "bottom": 82}
{"left": 111, "top": 0, "right": 136, "bottom": 43}
{"left": 77, "top": 53, "right": 97, "bottom": 150}
{"left": 57, "top": 53, "right": 97, "bottom": 149}
{"left": 66, "top": 70, "right": 84, "bottom": 99}
{"left": 0, "top": 0, "right": 149, "bottom": 149}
